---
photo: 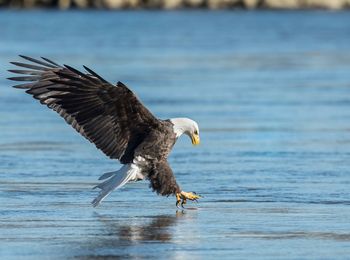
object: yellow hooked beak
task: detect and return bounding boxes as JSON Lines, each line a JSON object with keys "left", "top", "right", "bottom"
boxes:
{"left": 191, "top": 134, "right": 200, "bottom": 146}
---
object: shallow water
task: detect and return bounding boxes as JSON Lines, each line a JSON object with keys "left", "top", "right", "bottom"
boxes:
{"left": 1, "top": 10, "right": 350, "bottom": 259}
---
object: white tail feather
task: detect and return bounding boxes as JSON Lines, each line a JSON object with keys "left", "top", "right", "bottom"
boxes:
{"left": 91, "top": 164, "right": 139, "bottom": 207}
{"left": 98, "top": 171, "right": 116, "bottom": 180}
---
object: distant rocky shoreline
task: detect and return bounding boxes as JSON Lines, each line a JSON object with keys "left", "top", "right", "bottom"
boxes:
{"left": 2, "top": 0, "right": 350, "bottom": 9}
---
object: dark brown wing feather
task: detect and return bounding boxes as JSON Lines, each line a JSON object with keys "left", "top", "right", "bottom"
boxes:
{"left": 8, "top": 55, "right": 160, "bottom": 163}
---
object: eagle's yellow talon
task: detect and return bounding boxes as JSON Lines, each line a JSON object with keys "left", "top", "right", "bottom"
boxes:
{"left": 176, "top": 193, "right": 182, "bottom": 208}
{"left": 176, "top": 191, "right": 201, "bottom": 207}
{"left": 181, "top": 198, "right": 187, "bottom": 208}
{"left": 181, "top": 191, "right": 201, "bottom": 200}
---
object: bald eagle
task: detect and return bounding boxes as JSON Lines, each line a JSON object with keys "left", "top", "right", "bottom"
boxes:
{"left": 8, "top": 55, "right": 201, "bottom": 208}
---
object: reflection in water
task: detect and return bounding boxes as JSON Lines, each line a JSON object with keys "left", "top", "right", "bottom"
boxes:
{"left": 76, "top": 211, "right": 189, "bottom": 258}
{"left": 98, "top": 211, "right": 185, "bottom": 243}
{"left": 116, "top": 212, "right": 184, "bottom": 242}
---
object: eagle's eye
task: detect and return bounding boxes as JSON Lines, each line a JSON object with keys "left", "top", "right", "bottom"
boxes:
{"left": 194, "top": 130, "right": 198, "bottom": 135}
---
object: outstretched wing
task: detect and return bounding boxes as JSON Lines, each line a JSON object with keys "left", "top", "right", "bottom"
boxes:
{"left": 148, "top": 160, "right": 180, "bottom": 196}
{"left": 8, "top": 55, "right": 160, "bottom": 163}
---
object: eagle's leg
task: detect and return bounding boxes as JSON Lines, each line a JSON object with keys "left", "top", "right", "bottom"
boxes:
{"left": 176, "top": 191, "right": 201, "bottom": 208}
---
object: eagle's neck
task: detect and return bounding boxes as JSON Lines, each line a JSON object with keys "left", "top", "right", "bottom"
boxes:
{"left": 170, "top": 118, "right": 193, "bottom": 138}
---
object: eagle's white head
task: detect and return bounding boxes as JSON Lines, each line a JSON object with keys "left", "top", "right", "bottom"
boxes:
{"left": 170, "top": 118, "right": 200, "bottom": 145}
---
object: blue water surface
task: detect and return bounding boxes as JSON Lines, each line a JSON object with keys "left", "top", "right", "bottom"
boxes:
{"left": 1, "top": 10, "right": 350, "bottom": 259}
